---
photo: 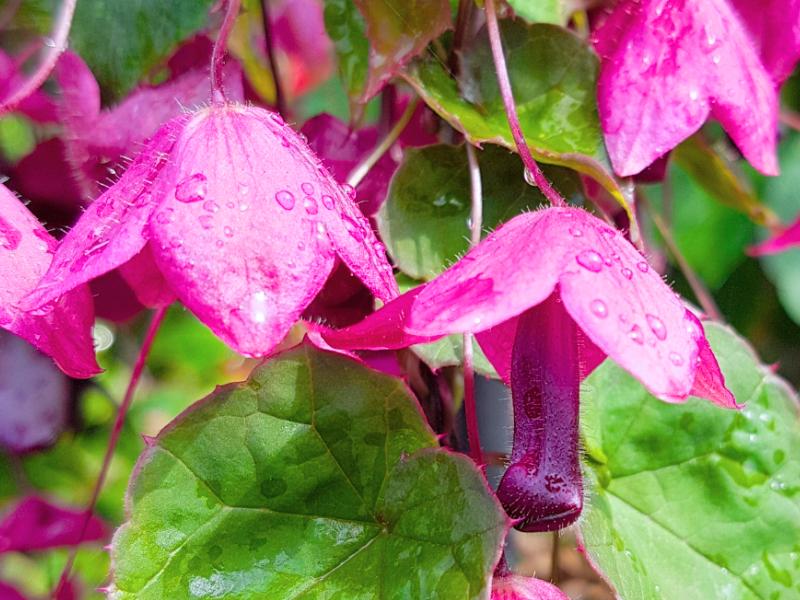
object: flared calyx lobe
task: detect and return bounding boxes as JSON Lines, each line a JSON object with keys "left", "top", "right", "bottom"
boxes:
{"left": 325, "top": 207, "right": 735, "bottom": 409}
{"left": 24, "top": 103, "right": 397, "bottom": 357}
{"left": 497, "top": 294, "right": 583, "bottom": 532}
{"left": 594, "top": 0, "right": 800, "bottom": 177}
{"left": 0, "top": 184, "right": 99, "bottom": 378}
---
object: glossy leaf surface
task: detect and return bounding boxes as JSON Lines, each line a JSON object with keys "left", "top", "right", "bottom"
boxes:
{"left": 405, "top": 22, "right": 630, "bottom": 212}
{"left": 581, "top": 322, "right": 800, "bottom": 599}
{"left": 111, "top": 344, "right": 507, "bottom": 598}
{"left": 379, "top": 144, "right": 580, "bottom": 280}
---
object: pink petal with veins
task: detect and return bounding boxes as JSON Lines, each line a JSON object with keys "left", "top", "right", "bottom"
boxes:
{"left": 0, "top": 184, "right": 98, "bottom": 379}
{"left": 327, "top": 207, "right": 734, "bottom": 407}
{"left": 594, "top": 0, "right": 779, "bottom": 176}
{"left": 748, "top": 216, "right": 800, "bottom": 256}
{"left": 118, "top": 245, "right": 175, "bottom": 308}
{"left": 147, "top": 104, "right": 395, "bottom": 356}
{"left": 22, "top": 116, "right": 187, "bottom": 311}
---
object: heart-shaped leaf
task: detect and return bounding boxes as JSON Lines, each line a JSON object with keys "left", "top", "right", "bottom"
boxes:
{"left": 111, "top": 343, "right": 508, "bottom": 598}
{"left": 580, "top": 322, "right": 800, "bottom": 599}
{"left": 404, "top": 22, "right": 631, "bottom": 214}
{"left": 379, "top": 144, "right": 580, "bottom": 280}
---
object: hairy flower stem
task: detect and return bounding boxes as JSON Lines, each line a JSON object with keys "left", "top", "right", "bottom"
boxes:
{"left": 53, "top": 307, "right": 168, "bottom": 597}
{"left": 210, "top": 0, "right": 242, "bottom": 104}
{"left": 259, "top": 0, "right": 286, "bottom": 116}
{"left": 496, "top": 294, "right": 583, "bottom": 532}
{"left": 346, "top": 97, "right": 419, "bottom": 188}
{"left": 0, "top": 0, "right": 76, "bottom": 116}
{"left": 462, "top": 143, "right": 484, "bottom": 465}
{"left": 484, "top": 0, "right": 566, "bottom": 208}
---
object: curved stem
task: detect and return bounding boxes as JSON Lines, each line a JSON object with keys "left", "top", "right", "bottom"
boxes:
{"left": 53, "top": 307, "right": 168, "bottom": 598}
{"left": 0, "top": 0, "right": 76, "bottom": 116}
{"left": 449, "top": 0, "right": 474, "bottom": 76}
{"left": 463, "top": 143, "right": 484, "bottom": 465}
{"left": 210, "top": 0, "right": 242, "bottom": 104}
{"left": 483, "top": 0, "right": 566, "bottom": 207}
{"left": 346, "top": 97, "right": 419, "bottom": 188}
{"left": 259, "top": 0, "right": 286, "bottom": 115}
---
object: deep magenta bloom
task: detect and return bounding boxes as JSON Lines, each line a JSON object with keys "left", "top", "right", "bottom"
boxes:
{"left": 24, "top": 103, "right": 398, "bottom": 356}
{"left": 0, "top": 184, "right": 98, "bottom": 379}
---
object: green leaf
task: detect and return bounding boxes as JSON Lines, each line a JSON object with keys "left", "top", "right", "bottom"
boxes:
{"left": 404, "top": 21, "right": 632, "bottom": 215}
{"left": 68, "top": 0, "right": 215, "bottom": 100}
{"left": 754, "top": 133, "right": 800, "bottom": 327}
{"left": 323, "top": 0, "right": 370, "bottom": 118}
{"left": 580, "top": 322, "right": 800, "bottom": 599}
{"left": 506, "top": 0, "right": 571, "bottom": 25}
{"left": 111, "top": 344, "right": 507, "bottom": 599}
{"left": 379, "top": 143, "right": 581, "bottom": 280}
{"left": 673, "top": 136, "right": 778, "bottom": 226}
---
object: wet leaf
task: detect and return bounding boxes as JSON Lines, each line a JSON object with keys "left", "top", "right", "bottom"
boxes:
{"left": 379, "top": 144, "right": 581, "bottom": 280}
{"left": 111, "top": 344, "right": 507, "bottom": 598}
{"left": 506, "top": 0, "right": 573, "bottom": 25}
{"left": 404, "top": 21, "right": 632, "bottom": 214}
{"left": 580, "top": 322, "right": 800, "bottom": 599}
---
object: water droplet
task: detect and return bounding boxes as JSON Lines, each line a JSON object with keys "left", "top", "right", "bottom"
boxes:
{"left": 628, "top": 324, "right": 645, "bottom": 345}
{"left": 303, "top": 197, "right": 318, "bottom": 215}
{"left": 342, "top": 184, "right": 357, "bottom": 200}
{"left": 685, "top": 318, "right": 702, "bottom": 339}
{"left": 576, "top": 250, "right": 604, "bottom": 272}
{"left": 0, "top": 217, "right": 22, "bottom": 250}
{"left": 569, "top": 227, "right": 583, "bottom": 237}
{"left": 712, "top": 54, "right": 721, "bottom": 65}
{"left": 321, "top": 194, "right": 334, "bottom": 210}
{"left": 274, "top": 190, "right": 295, "bottom": 210}
{"left": 226, "top": 201, "right": 235, "bottom": 209}
{"left": 237, "top": 181, "right": 250, "bottom": 195}
{"left": 343, "top": 215, "right": 365, "bottom": 241}
{"left": 198, "top": 215, "right": 214, "bottom": 230}
{"left": 268, "top": 112, "right": 284, "bottom": 126}
{"left": 646, "top": 314, "right": 667, "bottom": 340}
{"left": 669, "top": 352, "right": 684, "bottom": 366}
{"left": 523, "top": 168, "right": 537, "bottom": 187}
{"left": 202, "top": 200, "right": 219, "bottom": 213}
{"left": 600, "top": 226, "right": 616, "bottom": 237}
{"left": 175, "top": 173, "right": 207, "bottom": 203}
{"left": 590, "top": 299, "right": 609, "bottom": 318}
{"left": 215, "top": 240, "right": 224, "bottom": 248}
{"left": 604, "top": 256, "right": 614, "bottom": 266}
{"left": 223, "top": 226, "right": 234, "bottom": 238}
{"left": 301, "top": 182, "right": 315, "bottom": 195}
{"left": 636, "top": 261, "right": 649, "bottom": 273}
{"left": 621, "top": 267, "right": 633, "bottom": 280}
{"left": 239, "top": 201, "right": 249, "bottom": 212}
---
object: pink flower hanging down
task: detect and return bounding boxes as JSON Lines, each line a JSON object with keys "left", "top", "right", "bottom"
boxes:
{"left": 594, "top": 0, "right": 800, "bottom": 177}
{"left": 749, "top": 216, "right": 800, "bottom": 256}
{"left": 491, "top": 573, "right": 569, "bottom": 600}
{"left": 23, "top": 104, "right": 398, "bottom": 357}
{"left": 0, "top": 184, "right": 98, "bottom": 379}
{"left": 324, "top": 207, "right": 735, "bottom": 408}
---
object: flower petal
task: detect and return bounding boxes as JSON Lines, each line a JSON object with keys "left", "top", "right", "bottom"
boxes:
{"left": 0, "top": 184, "right": 99, "bottom": 378}
{"left": 118, "top": 245, "right": 175, "bottom": 308}
{"left": 147, "top": 105, "right": 339, "bottom": 356}
{"left": 22, "top": 116, "right": 187, "bottom": 311}
{"left": 594, "top": 0, "right": 778, "bottom": 176}
{"left": 748, "top": 216, "right": 800, "bottom": 256}
{"left": 492, "top": 573, "right": 570, "bottom": 600}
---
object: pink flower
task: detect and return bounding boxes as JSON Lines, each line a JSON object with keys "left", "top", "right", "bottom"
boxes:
{"left": 23, "top": 104, "right": 398, "bottom": 357}
{"left": 491, "top": 573, "right": 569, "bottom": 600}
{"left": 324, "top": 206, "right": 735, "bottom": 408}
{"left": 749, "top": 216, "right": 800, "bottom": 256}
{"left": 594, "top": 0, "right": 800, "bottom": 177}
{"left": 0, "top": 184, "right": 99, "bottom": 379}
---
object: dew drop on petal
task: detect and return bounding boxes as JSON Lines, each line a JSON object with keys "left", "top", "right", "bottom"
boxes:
{"left": 621, "top": 267, "right": 633, "bottom": 280}
{"left": 155, "top": 208, "right": 174, "bottom": 224}
{"left": 198, "top": 215, "right": 214, "bottom": 230}
{"left": 669, "top": 352, "right": 684, "bottom": 366}
{"left": 343, "top": 215, "right": 365, "bottom": 241}
{"left": 274, "top": 190, "right": 295, "bottom": 210}
{"left": 301, "top": 182, "right": 315, "bottom": 195}
{"left": 321, "top": 194, "right": 334, "bottom": 210}
{"left": 637, "top": 261, "right": 649, "bottom": 273}
{"left": 576, "top": 250, "right": 604, "bottom": 272}
{"left": 223, "top": 226, "right": 234, "bottom": 238}
{"left": 303, "top": 197, "right": 319, "bottom": 215}
{"left": 202, "top": 200, "right": 219, "bottom": 213}
{"left": 215, "top": 240, "right": 224, "bottom": 248}
{"left": 569, "top": 227, "right": 583, "bottom": 237}
{"left": 646, "top": 314, "right": 667, "bottom": 340}
{"left": 342, "top": 184, "right": 357, "bottom": 200}
{"left": 175, "top": 173, "right": 207, "bottom": 203}
{"left": 628, "top": 324, "right": 645, "bottom": 345}
{"left": 590, "top": 299, "right": 609, "bottom": 318}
